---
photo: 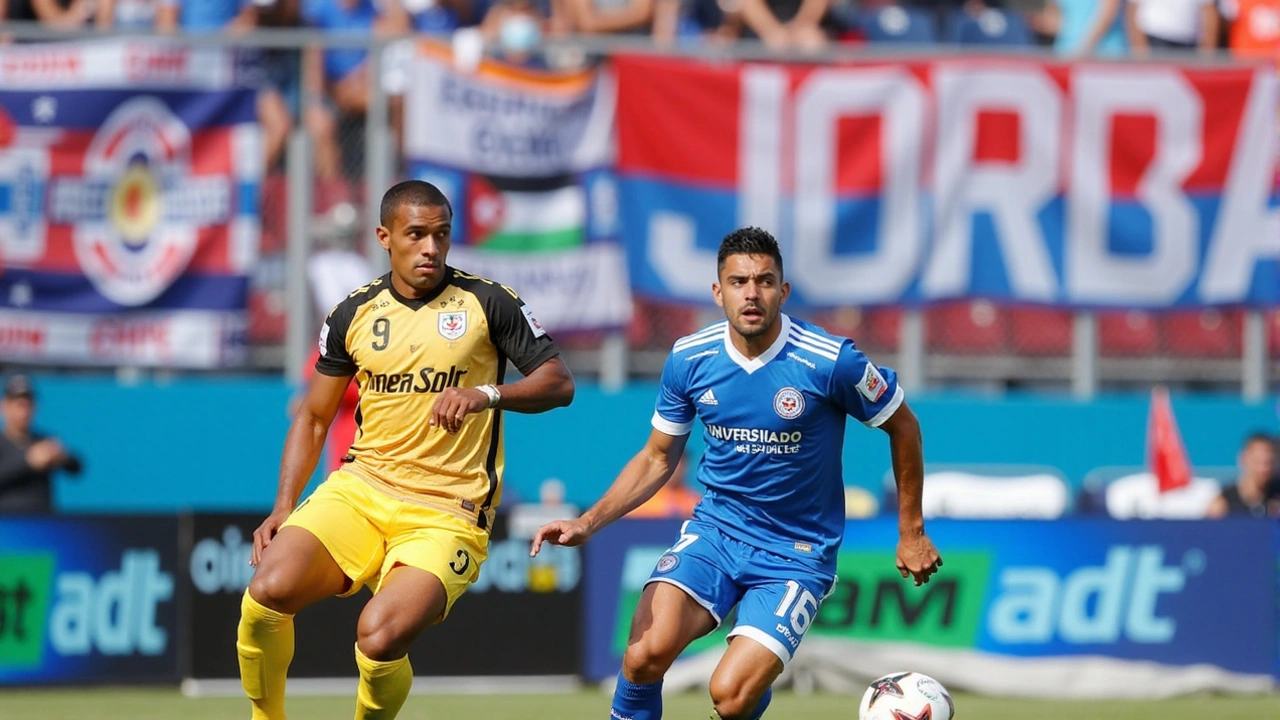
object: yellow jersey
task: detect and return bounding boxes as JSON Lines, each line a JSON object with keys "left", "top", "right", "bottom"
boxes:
{"left": 315, "top": 268, "right": 561, "bottom": 530}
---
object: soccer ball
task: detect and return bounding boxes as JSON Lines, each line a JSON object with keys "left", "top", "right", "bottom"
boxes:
{"left": 858, "top": 671, "right": 955, "bottom": 720}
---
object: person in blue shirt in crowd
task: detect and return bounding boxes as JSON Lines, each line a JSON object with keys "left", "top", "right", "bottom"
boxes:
{"left": 531, "top": 227, "right": 942, "bottom": 720}
{"left": 155, "top": 0, "right": 301, "bottom": 173}
{"left": 1031, "top": 0, "right": 1127, "bottom": 56}
{"left": 302, "top": 0, "right": 411, "bottom": 116}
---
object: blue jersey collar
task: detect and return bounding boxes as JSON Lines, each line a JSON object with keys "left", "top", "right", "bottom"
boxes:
{"left": 724, "top": 314, "right": 791, "bottom": 374}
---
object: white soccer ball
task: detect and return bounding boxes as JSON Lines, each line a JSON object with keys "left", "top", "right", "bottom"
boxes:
{"left": 858, "top": 671, "right": 955, "bottom": 720}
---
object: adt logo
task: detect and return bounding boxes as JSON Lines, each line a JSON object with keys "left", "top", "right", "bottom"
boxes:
{"left": 49, "top": 549, "right": 174, "bottom": 657}
{"left": 988, "top": 545, "right": 1197, "bottom": 645}
{"left": 1, "top": 548, "right": 174, "bottom": 668}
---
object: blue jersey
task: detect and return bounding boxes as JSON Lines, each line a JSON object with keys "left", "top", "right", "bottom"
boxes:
{"left": 653, "top": 314, "right": 903, "bottom": 574}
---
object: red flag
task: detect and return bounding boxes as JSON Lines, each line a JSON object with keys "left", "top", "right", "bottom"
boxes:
{"left": 0, "top": 105, "right": 13, "bottom": 149}
{"left": 1148, "top": 386, "right": 1192, "bottom": 493}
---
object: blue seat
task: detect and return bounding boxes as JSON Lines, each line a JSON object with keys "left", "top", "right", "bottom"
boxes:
{"left": 859, "top": 6, "right": 939, "bottom": 44}
{"left": 946, "top": 8, "right": 1035, "bottom": 46}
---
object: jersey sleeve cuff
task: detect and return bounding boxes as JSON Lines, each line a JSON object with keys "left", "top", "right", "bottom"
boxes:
{"left": 315, "top": 360, "right": 357, "bottom": 377}
{"left": 513, "top": 344, "right": 562, "bottom": 377}
{"left": 863, "top": 385, "right": 905, "bottom": 428}
{"left": 651, "top": 411, "right": 693, "bottom": 437}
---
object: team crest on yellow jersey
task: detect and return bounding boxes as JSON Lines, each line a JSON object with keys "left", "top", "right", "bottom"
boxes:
{"left": 439, "top": 311, "right": 467, "bottom": 340}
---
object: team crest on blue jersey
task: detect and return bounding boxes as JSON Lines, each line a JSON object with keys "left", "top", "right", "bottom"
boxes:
{"left": 438, "top": 311, "right": 467, "bottom": 340}
{"left": 655, "top": 553, "right": 680, "bottom": 573}
{"left": 773, "top": 387, "right": 805, "bottom": 420}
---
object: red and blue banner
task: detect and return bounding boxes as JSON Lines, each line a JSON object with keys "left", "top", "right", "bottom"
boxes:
{"left": 0, "top": 41, "right": 260, "bottom": 367}
{"left": 616, "top": 55, "right": 1280, "bottom": 309}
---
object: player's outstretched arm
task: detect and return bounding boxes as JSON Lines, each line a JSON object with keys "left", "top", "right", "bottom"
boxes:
{"left": 250, "top": 371, "right": 351, "bottom": 566}
{"left": 530, "top": 428, "right": 689, "bottom": 556}
{"left": 879, "top": 401, "right": 943, "bottom": 587}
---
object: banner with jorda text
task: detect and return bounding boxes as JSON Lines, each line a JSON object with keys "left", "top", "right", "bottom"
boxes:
{"left": 0, "top": 40, "right": 260, "bottom": 367}
{"left": 405, "top": 43, "right": 630, "bottom": 334}
{"left": 616, "top": 55, "right": 1280, "bottom": 309}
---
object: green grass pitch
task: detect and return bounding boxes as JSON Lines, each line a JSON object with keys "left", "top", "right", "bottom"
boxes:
{"left": 2, "top": 688, "right": 1278, "bottom": 719}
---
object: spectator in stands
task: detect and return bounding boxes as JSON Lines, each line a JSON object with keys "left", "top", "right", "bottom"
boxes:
{"left": 1205, "top": 431, "right": 1280, "bottom": 518}
{"left": 906, "top": 0, "right": 1003, "bottom": 12}
{"left": 156, "top": 1, "right": 302, "bottom": 176}
{"left": 0, "top": 375, "right": 82, "bottom": 514}
{"left": 1030, "top": 0, "right": 1128, "bottom": 56}
{"left": 651, "top": 0, "right": 743, "bottom": 44}
{"left": 563, "top": 0, "right": 658, "bottom": 36}
{"left": 478, "top": 0, "right": 553, "bottom": 66}
{"left": 2, "top": 0, "right": 94, "bottom": 27}
{"left": 95, "top": 0, "right": 160, "bottom": 28}
{"left": 302, "top": 0, "right": 410, "bottom": 116}
{"left": 1219, "top": 0, "right": 1280, "bottom": 57}
{"left": 254, "top": 0, "right": 349, "bottom": 188}
{"left": 739, "top": 0, "right": 830, "bottom": 50}
{"left": 1126, "top": 0, "right": 1220, "bottom": 54}
{"left": 627, "top": 453, "right": 701, "bottom": 518}
{"left": 404, "top": 0, "right": 476, "bottom": 33}
{"left": 156, "top": 0, "right": 255, "bottom": 31}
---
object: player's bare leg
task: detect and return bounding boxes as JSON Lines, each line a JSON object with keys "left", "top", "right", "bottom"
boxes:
{"left": 249, "top": 527, "right": 350, "bottom": 612}
{"left": 610, "top": 581, "right": 718, "bottom": 720}
{"left": 240, "top": 527, "right": 349, "bottom": 720}
{"left": 352, "top": 565, "right": 448, "bottom": 719}
{"left": 625, "top": 581, "right": 718, "bottom": 682}
{"left": 708, "top": 636, "right": 784, "bottom": 720}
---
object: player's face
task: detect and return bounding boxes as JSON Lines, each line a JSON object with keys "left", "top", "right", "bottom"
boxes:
{"left": 377, "top": 202, "right": 452, "bottom": 296}
{"left": 713, "top": 253, "right": 790, "bottom": 339}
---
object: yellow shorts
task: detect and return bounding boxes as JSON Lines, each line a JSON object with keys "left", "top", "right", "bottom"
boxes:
{"left": 281, "top": 469, "right": 488, "bottom": 618}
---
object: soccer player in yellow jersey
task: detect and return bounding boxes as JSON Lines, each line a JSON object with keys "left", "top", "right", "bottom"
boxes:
{"left": 237, "top": 180, "right": 575, "bottom": 720}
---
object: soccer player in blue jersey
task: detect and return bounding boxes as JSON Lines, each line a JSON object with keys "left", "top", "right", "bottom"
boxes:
{"left": 530, "top": 227, "right": 942, "bottom": 720}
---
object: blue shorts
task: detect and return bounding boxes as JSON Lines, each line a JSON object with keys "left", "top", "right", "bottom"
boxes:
{"left": 644, "top": 518, "right": 837, "bottom": 667}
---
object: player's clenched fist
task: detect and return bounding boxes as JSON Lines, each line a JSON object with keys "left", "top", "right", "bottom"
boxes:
{"left": 529, "top": 518, "right": 594, "bottom": 557}
{"left": 429, "top": 387, "right": 489, "bottom": 433}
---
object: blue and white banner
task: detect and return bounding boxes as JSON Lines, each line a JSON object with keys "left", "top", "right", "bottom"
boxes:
{"left": 0, "top": 41, "right": 260, "bottom": 367}
{"left": 405, "top": 42, "right": 631, "bottom": 333}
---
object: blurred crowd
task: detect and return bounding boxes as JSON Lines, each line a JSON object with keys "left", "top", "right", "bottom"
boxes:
{"left": 2, "top": 1, "right": 1276, "bottom": 68}
{"left": 2, "top": 0, "right": 1273, "bottom": 210}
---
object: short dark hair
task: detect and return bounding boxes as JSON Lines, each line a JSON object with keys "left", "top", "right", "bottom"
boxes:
{"left": 380, "top": 180, "right": 452, "bottom": 229}
{"left": 717, "top": 227, "right": 783, "bottom": 278}
{"left": 1243, "top": 431, "right": 1274, "bottom": 450}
